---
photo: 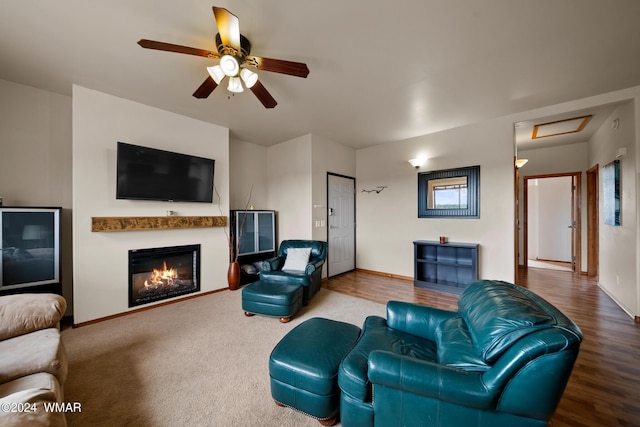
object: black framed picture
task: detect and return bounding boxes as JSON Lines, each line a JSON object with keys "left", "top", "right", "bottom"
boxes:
{"left": 418, "top": 165, "right": 480, "bottom": 218}
{"left": 603, "top": 159, "right": 620, "bottom": 226}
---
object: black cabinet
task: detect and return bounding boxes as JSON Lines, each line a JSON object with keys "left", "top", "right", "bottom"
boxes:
{"left": 1, "top": 207, "right": 62, "bottom": 296}
{"left": 413, "top": 240, "right": 478, "bottom": 294}
{"left": 230, "top": 210, "right": 277, "bottom": 286}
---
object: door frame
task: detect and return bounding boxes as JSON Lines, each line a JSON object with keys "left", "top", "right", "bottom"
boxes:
{"left": 326, "top": 172, "right": 356, "bottom": 278}
{"left": 586, "top": 164, "right": 599, "bottom": 277}
{"left": 522, "top": 172, "right": 582, "bottom": 273}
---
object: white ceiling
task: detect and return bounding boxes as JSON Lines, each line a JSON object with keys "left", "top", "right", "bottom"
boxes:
{"left": 1, "top": 1, "right": 640, "bottom": 149}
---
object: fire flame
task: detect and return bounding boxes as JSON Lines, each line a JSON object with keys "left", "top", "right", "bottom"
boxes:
{"left": 144, "top": 262, "right": 178, "bottom": 288}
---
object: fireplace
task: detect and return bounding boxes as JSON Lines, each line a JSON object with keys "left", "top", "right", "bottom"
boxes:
{"left": 128, "top": 244, "right": 200, "bottom": 307}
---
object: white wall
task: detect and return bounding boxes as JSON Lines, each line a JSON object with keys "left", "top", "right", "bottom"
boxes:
{"left": 356, "top": 117, "right": 515, "bottom": 281}
{"left": 0, "top": 79, "right": 73, "bottom": 312}
{"left": 266, "top": 135, "right": 313, "bottom": 241}
{"left": 311, "top": 134, "right": 356, "bottom": 243}
{"left": 72, "top": 86, "right": 229, "bottom": 324}
{"left": 264, "top": 133, "right": 356, "bottom": 243}
{"left": 589, "top": 100, "right": 638, "bottom": 317}
{"left": 229, "top": 138, "right": 268, "bottom": 210}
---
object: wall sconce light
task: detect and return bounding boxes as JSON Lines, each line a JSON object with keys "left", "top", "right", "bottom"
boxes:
{"left": 515, "top": 158, "right": 529, "bottom": 169}
{"left": 408, "top": 157, "right": 426, "bottom": 169}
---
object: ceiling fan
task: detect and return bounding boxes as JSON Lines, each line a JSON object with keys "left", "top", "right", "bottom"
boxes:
{"left": 138, "top": 6, "right": 309, "bottom": 109}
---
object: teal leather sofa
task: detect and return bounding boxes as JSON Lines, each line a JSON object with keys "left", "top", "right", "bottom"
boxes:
{"left": 338, "top": 280, "right": 582, "bottom": 427}
{"left": 260, "top": 240, "right": 327, "bottom": 303}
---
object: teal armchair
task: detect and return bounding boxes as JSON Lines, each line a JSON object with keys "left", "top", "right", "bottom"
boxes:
{"left": 261, "top": 240, "right": 327, "bottom": 303}
{"left": 338, "top": 280, "right": 583, "bottom": 427}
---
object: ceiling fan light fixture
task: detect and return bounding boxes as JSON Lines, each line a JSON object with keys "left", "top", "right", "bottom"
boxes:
{"left": 240, "top": 68, "right": 258, "bottom": 88}
{"left": 227, "top": 76, "right": 244, "bottom": 93}
{"left": 207, "top": 65, "right": 226, "bottom": 84}
{"left": 219, "top": 54, "right": 239, "bottom": 77}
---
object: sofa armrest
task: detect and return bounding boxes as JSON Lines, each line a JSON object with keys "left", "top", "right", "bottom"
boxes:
{"left": 368, "top": 350, "right": 494, "bottom": 409}
{"left": 386, "top": 301, "right": 457, "bottom": 341}
{"left": 0, "top": 294, "right": 66, "bottom": 341}
{"left": 305, "top": 258, "right": 325, "bottom": 275}
{"left": 262, "top": 256, "right": 284, "bottom": 272}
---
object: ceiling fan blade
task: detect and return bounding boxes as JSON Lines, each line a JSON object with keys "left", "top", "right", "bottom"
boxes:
{"left": 245, "top": 56, "right": 309, "bottom": 78}
{"left": 212, "top": 6, "right": 241, "bottom": 50}
{"left": 138, "top": 39, "right": 219, "bottom": 59}
{"left": 192, "top": 76, "right": 218, "bottom": 99}
{"left": 250, "top": 81, "right": 277, "bottom": 109}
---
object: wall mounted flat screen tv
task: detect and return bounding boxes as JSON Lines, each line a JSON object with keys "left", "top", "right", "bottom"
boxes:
{"left": 116, "top": 142, "right": 215, "bottom": 203}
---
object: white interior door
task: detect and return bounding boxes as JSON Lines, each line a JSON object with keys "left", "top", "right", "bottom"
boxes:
{"left": 327, "top": 174, "right": 355, "bottom": 277}
{"left": 527, "top": 176, "right": 572, "bottom": 263}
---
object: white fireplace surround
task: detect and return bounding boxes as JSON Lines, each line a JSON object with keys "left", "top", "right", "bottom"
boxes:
{"left": 72, "top": 86, "right": 230, "bottom": 324}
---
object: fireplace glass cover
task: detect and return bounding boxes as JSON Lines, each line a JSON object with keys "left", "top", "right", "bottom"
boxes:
{"left": 129, "top": 244, "right": 200, "bottom": 307}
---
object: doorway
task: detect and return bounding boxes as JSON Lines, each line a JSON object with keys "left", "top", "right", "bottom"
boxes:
{"left": 586, "top": 165, "right": 599, "bottom": 277}
{"left": 523, "top": 173, "right": 581, "bottom": 273}
{"left": 327, "top": 173, "right": 355, "bottom": 277}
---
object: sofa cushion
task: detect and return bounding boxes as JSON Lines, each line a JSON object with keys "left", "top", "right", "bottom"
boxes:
{"left": 458, "top": 280, "right": 556, "bottom": 363}
{"left": 280, "top": 240, "right": 326, "bottom": 261}
{"left": 0, "top": 372, "right": 66, "bottom": 427}
{"left": 338, "top": 316, "right": 437, "bottom": 403}
{"left": 435, "top": 316, "right": 490, "bottom": 372}
{"left": 260, "top": 270, "right": 311, "bottom": 287}
{"left": 0, "top": 294, "right": 66, "bottom": 341}
{"left": 0, "top": 328, "right": 68, "bottom": 385}
{"left": 281, "top": 247, "right": 311, "bottom": 272}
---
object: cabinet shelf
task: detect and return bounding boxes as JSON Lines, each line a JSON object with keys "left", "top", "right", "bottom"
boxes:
{"left": 413, "top": 240, "right": 479, "bottom": 294}
{"left": 416, "top": 258, "right": 474, "bottom": 267}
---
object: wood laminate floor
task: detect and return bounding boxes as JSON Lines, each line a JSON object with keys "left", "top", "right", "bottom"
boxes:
{"left": 322, "top": 268, "right": 640, "bottom": 427}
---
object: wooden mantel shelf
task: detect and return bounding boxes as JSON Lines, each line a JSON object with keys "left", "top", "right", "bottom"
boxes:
{"left": 91, "top": 216, "right": 227, "bottom": 232}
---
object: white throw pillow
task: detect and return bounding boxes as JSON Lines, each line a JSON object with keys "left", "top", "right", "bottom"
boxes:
{"left": 282, "top": 247, "right": 312, "bottom": 272}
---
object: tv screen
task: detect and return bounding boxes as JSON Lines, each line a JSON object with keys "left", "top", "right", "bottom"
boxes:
{"left": 1, "top": 207, "right": 61, "bottom": 291}
{"left": 116, "top": 142, "right": 215, "bottom": 203}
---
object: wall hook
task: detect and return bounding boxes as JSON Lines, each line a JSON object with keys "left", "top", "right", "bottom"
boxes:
{"left": 361, "top": 186, "right": 387, "bottom": 194}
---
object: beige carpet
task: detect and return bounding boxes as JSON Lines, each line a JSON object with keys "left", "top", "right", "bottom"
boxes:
{"left": 61, "top": 288, "right": 386, "bottom": 426}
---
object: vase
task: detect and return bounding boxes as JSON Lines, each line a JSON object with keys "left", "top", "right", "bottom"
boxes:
{"left": 228, "top": 261, "right": 240, "bottom": 291}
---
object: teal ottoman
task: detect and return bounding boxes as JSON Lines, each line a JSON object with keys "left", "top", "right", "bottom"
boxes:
{"left": 269, "top": 317, "right": 362, "bottom": 426}
{"left": 242, "top": 280, "right": 303, "bottom": 323}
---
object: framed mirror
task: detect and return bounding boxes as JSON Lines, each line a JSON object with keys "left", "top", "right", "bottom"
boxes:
{"left": 418, "top": 165, "right": 480, "bottom": 218}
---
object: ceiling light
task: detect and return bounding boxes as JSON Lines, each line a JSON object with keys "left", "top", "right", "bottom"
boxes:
{"left": 227, "top": 76, "right": 244, "bottom": 93}
{"left": 219, "top": 55, "right": 239, "bottom": 77}
{"left": 515, "top": 158, "right": 529, "bottom": 168}
{"left": 207, "top": 65, "right": 225, "bottom": 84}
{"left": 408, "top": 157, "right": 426, "bottom": 169}
{"left": 240, "top": 68, "right": 258, "bottom": 88}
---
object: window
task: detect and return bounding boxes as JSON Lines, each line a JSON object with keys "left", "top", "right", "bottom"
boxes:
{"left": 429, "top": 177, "right": 468, "bottom": 209}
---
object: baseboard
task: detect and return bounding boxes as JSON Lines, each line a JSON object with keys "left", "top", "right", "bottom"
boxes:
{"left": 596, "top": 283, "right": 638, "bottom": 322}
{"left": 355, "top": 268, "right": 413, "bottom": 282}
{"left": 72, "top": 288, "right": 227, "bottom": 328}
